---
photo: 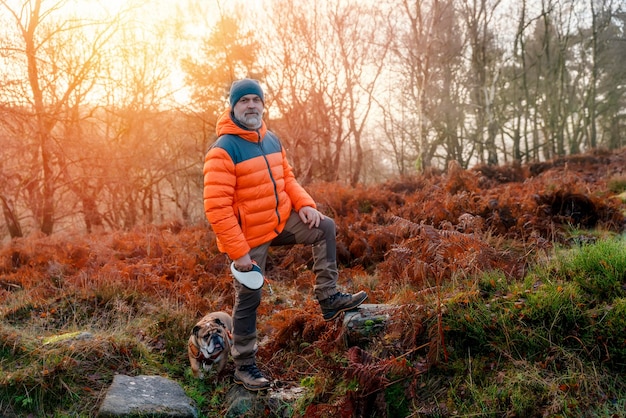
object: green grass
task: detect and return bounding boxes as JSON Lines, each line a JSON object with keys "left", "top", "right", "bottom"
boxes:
{"left": 558, "top": 237, "right": 626, "bottom": 301}
{"left": 607, "top": 175, "right": 626, "bottom": 193}
{"left": 439, "top": 236, "right": 626, "bottom": 416}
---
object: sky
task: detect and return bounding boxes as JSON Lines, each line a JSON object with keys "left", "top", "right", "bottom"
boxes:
{"left": 0, "top": 0, "right": 244, "bottom": 105}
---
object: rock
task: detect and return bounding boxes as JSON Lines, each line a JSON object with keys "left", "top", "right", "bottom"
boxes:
{"left": 42, "top": 331, "right": 93, "bottom": 345}
{"left": 343, "top": 304, "right": 398, "bottom": 346}
{"left": 97, "top": 374, "right": 197, "bottom": 417}
{"left": 224, "top": 383, "right": 306, "bottom": 418}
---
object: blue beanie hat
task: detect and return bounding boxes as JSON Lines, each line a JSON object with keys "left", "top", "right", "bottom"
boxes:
{"left": 229, "top": 79, "right": 264, "bottom": 108}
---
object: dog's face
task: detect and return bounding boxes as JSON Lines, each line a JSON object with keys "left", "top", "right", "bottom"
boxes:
{"left": 193, "top": 319, "right": 228, "bottom": 361}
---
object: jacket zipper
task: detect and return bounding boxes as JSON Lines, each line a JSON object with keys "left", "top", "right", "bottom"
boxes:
{"left": 257, "top": 131, "right": 281, "bottom": 230}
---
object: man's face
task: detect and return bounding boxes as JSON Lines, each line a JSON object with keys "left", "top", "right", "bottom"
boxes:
{"left": 233, "top": 94, "right": 264, "bottom": 129}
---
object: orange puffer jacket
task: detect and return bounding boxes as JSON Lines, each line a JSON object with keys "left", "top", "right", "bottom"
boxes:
{"left": 203, "top": 110, "right": 316, "bottom": 260}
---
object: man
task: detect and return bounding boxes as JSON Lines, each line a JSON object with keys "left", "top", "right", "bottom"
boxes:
{"left": 203, "top": 78, "right": 368, "bottom": 391}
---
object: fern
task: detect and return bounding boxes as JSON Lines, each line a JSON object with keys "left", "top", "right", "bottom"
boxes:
{"left": 345, "top": 346, "right": 390, "bottom": 395}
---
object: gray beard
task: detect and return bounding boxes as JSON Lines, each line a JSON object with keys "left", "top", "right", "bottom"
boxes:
{"left": 238, "top": 115, "right": 262, "bottom": 130}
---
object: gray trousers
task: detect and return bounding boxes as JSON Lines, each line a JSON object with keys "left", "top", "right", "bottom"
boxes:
{"left": 231, "top": 210, "right": 339, "bottom": 365}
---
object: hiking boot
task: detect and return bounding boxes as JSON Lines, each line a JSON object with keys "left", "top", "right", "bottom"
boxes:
{"left": 319, "top": 291, "right": 368, "bottom": 321}
{"left": 234, "top": 363, "right": 270, "bottom": 391}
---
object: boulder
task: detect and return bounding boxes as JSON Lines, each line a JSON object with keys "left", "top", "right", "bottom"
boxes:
{"left": 224, "top": 384, "right": 305, "bottom": 418}
{"left": 343, "top": 304, "right": 397, "bottom": 346}
{"left": 97, "top": 374, "right": 197, "bottom": 417}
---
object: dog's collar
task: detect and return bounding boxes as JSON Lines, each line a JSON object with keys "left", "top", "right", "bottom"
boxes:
{"left": 188, "top": 339, "right": 203, "bottom": 360}
{"left": 189, "top": 339, "right": 226, "bottom": 363}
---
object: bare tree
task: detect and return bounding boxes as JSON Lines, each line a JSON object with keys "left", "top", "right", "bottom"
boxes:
{"left": 328, "top": 2, "right": 390, "bottom": 186}
{"left": 589, "top": 0, "right": 626, "bottom": 150}
{"left": 460, "top": 0, "right": 503, "bottom": 166}
{"left": 510, "top": 0, "right": 531, "bottom": 162}
{"left": 0, "top": 0, "right": 200, "bottom": 235}
{"left": 260, "top": 0, "right": 333, "bottom": 183}
{"left": 182, "top": 6, "right": 263, "bottom": 140}
{"left": 384, "top": 0, "right": 466, "bottom": 171}
{"left": 0, "top": 0, "right": 121, "bottom": 234}
{"left": 260, "top": 0, "right": 389, "bottom": 185}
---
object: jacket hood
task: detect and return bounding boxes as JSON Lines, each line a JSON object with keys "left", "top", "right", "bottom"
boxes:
{"left": 215, "top": 109, "right": 267, "bottom": 142}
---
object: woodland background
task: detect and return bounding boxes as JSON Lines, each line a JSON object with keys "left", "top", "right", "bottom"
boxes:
{"left": 0, "top": 0, "right": 625, "bottom": 241}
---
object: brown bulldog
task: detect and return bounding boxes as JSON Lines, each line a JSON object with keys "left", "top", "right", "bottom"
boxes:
{"left": 188, "top": 311, "right": 233, "bottom": 378}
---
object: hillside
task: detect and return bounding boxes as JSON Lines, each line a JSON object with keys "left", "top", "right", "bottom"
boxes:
{"left": 1, "top": 148, "right": 626, "bottom": 417}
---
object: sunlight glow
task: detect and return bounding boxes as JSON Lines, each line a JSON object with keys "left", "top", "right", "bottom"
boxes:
{"left": 60, "top": 0, "right": 214, "bottom": 106}
{"left": 0, "top": 0, "right": 269, "bottom": 106}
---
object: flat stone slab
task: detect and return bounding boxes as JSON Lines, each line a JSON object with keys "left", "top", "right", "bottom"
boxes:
{"left": 97, "top": 374, "right": 197, "bottom": 417}
{"left": 43, "top": 331, "right": 93, "bottom": 345}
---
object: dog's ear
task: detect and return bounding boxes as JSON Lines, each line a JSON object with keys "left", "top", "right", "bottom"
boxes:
{"left": 192, "top": 325, "right": 202, "bottom": 336}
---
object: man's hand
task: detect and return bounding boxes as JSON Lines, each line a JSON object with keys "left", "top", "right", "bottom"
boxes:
{"left": 233, "top": 254, "right": 254, "bottom": 271}
{"left": 298, "top": 206, "right": 324, "bottom": 229}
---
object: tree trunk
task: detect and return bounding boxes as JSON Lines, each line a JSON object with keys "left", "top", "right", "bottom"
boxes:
{"left": 1, "top": 196, "right": 23, "bottom": 238}
{"left": 25, "top": 0, "right": 55, "bottom": 234}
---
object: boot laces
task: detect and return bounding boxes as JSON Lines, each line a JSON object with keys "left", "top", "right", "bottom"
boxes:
{"left": 240, "top": 364, "right": 264, "bottom": 379}
{"left": 328, "top": 291, "right": 348, "bottom": 302}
